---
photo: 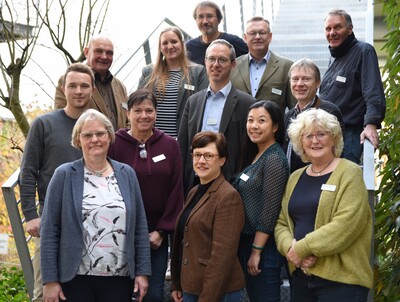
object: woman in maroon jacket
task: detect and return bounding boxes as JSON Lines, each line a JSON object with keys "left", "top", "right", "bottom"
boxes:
{"left": 108, "top": 88, "right": 184, "bottom": 302}
{"left": 170, "top": 131, "right": 245, "bottom": 302}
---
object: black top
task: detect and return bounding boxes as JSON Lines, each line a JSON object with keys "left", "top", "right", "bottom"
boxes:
{"left": 288, "top": 170, "right": 332, "bottom": 240}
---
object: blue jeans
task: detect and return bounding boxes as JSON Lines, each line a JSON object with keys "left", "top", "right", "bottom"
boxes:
{"left": 143, "top": 237, "right": 168, "bottom": 302}
{"left": 342, "top": 125, "right": 363, "bottom": 164}
{"left": 291, "top": 269, "right": 369, "bottom": 302}
{"left": 183, "top": 289, "right": 243, "bottom": 302}
{"left": 238, "top": 234, "right": 284, "bottom": 302}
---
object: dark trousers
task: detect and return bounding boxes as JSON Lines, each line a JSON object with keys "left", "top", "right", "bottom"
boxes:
{"left": 342, "top": 125, "right": 364, "bottom": 164}
{"left": 238, "top": 234, "right": 284, "bottom": 302}
{"left": 61, "top": 275, "right": 133, "bottom": 302}
{"left": 291, "top": 269, "right": 369, "bottom": 302}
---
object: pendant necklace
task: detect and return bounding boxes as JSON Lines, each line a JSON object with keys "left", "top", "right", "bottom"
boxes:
{"left": 86, "top": 164, "right": 109, "bottom": 177}
{"left": 310, "top": 157, "right": 335, "bottom": 176}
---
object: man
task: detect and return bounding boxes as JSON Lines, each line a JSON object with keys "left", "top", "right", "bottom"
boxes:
{"left": 284, "top": 58, "right": 344, "bottom": 173}
{"left": 186, "top": 1, "right": 248, "bottom": 65}
{"left": 319, "top": 9, "right": 385, "bottom": 164}
{"left": 230, "top": 16, "right": 296, "bottom": 114}
{"left": 178, "top": 39, "right": 256, "bottom": 195}
{"left": 54, "top": 35, "right": 128, "bottom": 130}
{"left": 19, "top": 63, "right": 94, "bottom": 302}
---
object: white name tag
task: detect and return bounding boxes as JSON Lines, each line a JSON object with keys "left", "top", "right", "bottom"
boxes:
{"left": 271, "top": 88, "right": 282, "bottom": 95}
{"left": 336, "top": 76, "right": 346, "bottom": 83}
{"left": 184, "top": 84, "right": 195, "bottom": 91}
{"left": 321, "top": 184, "right": 336, "bottom": 192}
{"left": 240, "top": 173, "right": 250, "bottom": 182}
{"left": 207, "top": 118, "right": 217, "bottom": 125}
{"left": 152, "top": 154, "right": 166, "bottom": 163}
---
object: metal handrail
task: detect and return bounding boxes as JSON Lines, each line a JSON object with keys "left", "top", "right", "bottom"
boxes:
{"left": 1, "top": 167, "right": 34, "bottom": 300}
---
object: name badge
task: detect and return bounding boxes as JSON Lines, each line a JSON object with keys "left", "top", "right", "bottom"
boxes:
{"left": 321, "top": 184, "right": 336, "bottom": 192}
{"left": 240, "top": 173, "right": 250, "bottom": 182}
{"left": 271, "top": 88, "right": 282, "bottom": 96}
{"left": 207, "top": 118, "right": 217, "bottom": 125}
{"left": 336, "top": 76, "right": 346, "bottom": 83}
{"left": 184, "top": 84, "right": 195, "bottom": 91}
{"left": 152, "top": 154, "right": 166, "bottom": 163}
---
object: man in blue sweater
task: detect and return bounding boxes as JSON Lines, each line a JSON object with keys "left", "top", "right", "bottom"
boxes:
{"left": 19, "top": 63, "right": 94, "bottom": 301}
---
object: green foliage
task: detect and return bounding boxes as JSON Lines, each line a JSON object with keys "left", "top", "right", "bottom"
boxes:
{"left": 374, "top": 0, "right": 400, "bottom": 301}
{"left": 0, "top": 266, "right": 29, "bottom": 301}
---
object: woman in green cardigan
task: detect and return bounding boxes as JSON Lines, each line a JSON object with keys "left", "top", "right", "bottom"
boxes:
{"left": 275, "top": 108, "right": 373, "bottom": 302}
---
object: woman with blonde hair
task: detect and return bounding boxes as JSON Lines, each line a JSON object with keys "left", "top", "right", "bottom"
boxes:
{"left": 138, "top": 26, "right": 208, "bottom": 137}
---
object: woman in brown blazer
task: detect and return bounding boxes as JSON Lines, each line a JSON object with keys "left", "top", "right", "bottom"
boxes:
{"left": 170, "top": 131, "right": 245, "bottom": 302}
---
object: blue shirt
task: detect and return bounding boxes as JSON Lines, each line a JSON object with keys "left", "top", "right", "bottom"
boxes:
{"left": 201, "top": 82, "right": 231, "bottom": 132}
{"left": 249, "top": 51, "right": 270, "bottom": 97}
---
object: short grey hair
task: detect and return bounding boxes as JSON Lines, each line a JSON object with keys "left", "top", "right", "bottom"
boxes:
{"left": 205, "top": 39, "right": 236, "bottom": 61}
{"left": 288, "top": 58, "right": 321, "bottom": 82}
{"left": 71, "top": 109, "right": 115, "bottom": 149}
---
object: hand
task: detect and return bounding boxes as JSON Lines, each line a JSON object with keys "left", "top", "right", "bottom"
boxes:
{"left": 360, "top": 124, "right": 379, "bottom": 148}
{"left": 286, "top": 239, "right": 302, "bottom": 268}
{"left": 247, "top": 250, "right": 262, "bottom": 276}
{"left": 43, "top": 282, "right": 66, "bottom": 302}
{"left": 26, "top": 218, "right": 41, "bottom": 237}
{"left": 149, "top": 231, "right": 164, "bottom": 250}
{"left": 134, "top": 275, "right": 148, "bottom": 302}
{"left": 171, "top": 290, "right": 183, "bottom": 302}
{"left": 301, "top": 255, "right": 317, "bottom": 269}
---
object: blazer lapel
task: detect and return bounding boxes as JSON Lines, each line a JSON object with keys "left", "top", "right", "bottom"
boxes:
{"left": 219, "top": 87, "right": 238, "bottom": 134}
{"left": 259, "top": 52, "right": 279, "bottom": 88}
{"left": 237, "top": 55, "right": 251, "bottom": 93}
{"left": 195, "top": 91, "right": 208, "bottom": 132}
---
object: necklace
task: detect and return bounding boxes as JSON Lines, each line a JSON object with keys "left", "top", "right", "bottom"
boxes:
{"left": 310, "top": 157, "right": 335, "bottom": 176}
{"left": 86, "top": 164, "right": 109, "bottom": 177}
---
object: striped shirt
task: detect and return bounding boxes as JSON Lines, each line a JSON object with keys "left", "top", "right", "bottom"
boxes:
{"left": 155, "top": 70, "right": 182, "bottom": 137}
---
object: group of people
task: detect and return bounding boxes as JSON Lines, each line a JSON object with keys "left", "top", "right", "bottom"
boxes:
{"left": 18, "top": 2, "right": 384, "bottom": 302}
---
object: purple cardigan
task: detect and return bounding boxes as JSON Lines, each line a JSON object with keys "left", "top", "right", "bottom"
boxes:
{"left": 108, "top": 128, "right": 184, "bottom": 233}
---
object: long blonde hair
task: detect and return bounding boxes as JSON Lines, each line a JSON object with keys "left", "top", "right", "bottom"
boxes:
{"left": 145, "top": 27, "right": 192, "bottom": 99}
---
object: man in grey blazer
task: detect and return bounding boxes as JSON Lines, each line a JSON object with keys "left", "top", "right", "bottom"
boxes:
{"left": 178, "top": 39, "right": 256, "bottom": 195}
{"left": 230, "top": 16, "right": 296, "bottom": 114}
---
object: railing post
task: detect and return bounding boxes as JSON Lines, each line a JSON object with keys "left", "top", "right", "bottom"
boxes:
{"left": 1, "top": 168, "right": 34, "bottom": 300}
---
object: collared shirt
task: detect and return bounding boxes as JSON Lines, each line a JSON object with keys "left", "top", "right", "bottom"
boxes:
{"left": 201, "top": 82, "right": 231, "bottom": 132}
{"left": 249, "top": 51, "right": 270, "bottom": 97}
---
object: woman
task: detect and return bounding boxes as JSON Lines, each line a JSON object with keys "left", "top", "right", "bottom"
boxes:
{"left": 108, "top": 88, "right": 184, "bottom": 301}
{"left": 232, "top": 100, "right": 289, "bottom": 302}
{"left": 170, "top": 131, "right": 245, "bottom": 302}
{"left": 40, "top": 109, "right": 151, "bottom": 302}
{"left": 275, "top": 108, "right": 373, "bottom": 301}
{"left": 137, "top": 26, "right": 208, "bottom": 137}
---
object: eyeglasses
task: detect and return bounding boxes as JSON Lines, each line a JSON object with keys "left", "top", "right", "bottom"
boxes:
{"left": 192, "top": 152, "right": 219, "bottom": 161}
{"left": 246, "top": 31, "right": 269, "bottom": 38}
{"left": 80, "top": 130, "right": 108, "bottom": 141}
{"left": 303, "top": 132, "right": 328, "bottom": 141}
{"left": 195, "top": 14, "right": 216, "bottom": 21}
{"left": 139, "top": 143, "right": 147, "bottom": 159}
{"left": 205, "top": 56, "right": 231, "bottom": 66}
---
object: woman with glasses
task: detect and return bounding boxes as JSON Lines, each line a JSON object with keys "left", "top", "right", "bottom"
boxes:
{"left": 275, "top": 108, "right": 372, "bottom": 302}
{"left": 40, "top": 109, "right": 151, "bottom": 302}
{"left": 232, "top": 100, "right": 289, "bottom": 302}
{"left": 108, "top": 88, "right": 184, "bottom": 302}
{"left": 170, "top": 131, "right": 245, "bottom": 302}
{"left": 137, "top": 26, "right": 208, "bottom": 138}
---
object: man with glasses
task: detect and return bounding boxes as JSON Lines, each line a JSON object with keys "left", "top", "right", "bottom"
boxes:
{"left": 186, "top": 1, "right": 248, "bottom": 65}
{"left": 19, "top": 63, "right": 94, "bottom": 302}
{"left": 231, "top": 16, "right": 296, "bottom": 114}
{"left": 178, "top": 39, "right": 256, "bottom": 195}
{"left": 54, "top": 35, "right": 128, "bottom": 131}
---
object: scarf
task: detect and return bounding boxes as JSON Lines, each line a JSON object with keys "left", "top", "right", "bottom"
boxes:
{"left": 329, "top": 32, "right": 357, "bottom": 58}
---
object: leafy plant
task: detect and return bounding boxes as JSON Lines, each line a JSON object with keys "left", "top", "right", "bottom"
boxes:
{"left": 374, "top": 0, "right": 400, "bottom": 301}
{"left": 0, "top": 266, "right": 29, "bottom": 301}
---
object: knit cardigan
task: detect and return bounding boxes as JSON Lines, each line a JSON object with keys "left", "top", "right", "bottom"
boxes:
{"left": 275, "top": 159, "right": 373, "bottom": 289}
